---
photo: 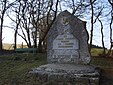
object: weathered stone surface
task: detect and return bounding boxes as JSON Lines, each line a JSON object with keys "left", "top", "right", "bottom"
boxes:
{"left": 32, "top": 64, "right": 96, "bottom": 74}
{"left": 30, "top": 10, "right": 100, "bottom": 85}
{"left": 30, "top": 64, "right": 100, "bottom": 85}
{"left": 47, "top": 10, "right": 90, "bottom": 64}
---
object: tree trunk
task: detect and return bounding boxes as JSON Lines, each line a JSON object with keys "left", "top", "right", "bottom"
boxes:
{"left": 98, "top": 18, "right": 106, "bottom": 55}
{"left": 33, "top": 29, "right": 37, "bottom": 48}
{"left": 107, "top": 15, "right": 113, "bottom": 57}
{"left": 38, "top": 39, "right": 42, "bottom": 53}
{"left": 27, "top": 29, "right": 32, "bottom": 48}
{"left": 107, "top": 0, "right": 113, "bottom": 57}
{"left": 14, "top": 18, "right": 20, "bottom": 49}
{"left": 43, "top": 39, "right": 47, "bottom": 52}
{"left": 89, "top": 0, "right": 94, "bottom": 52}
{"left": 14, "top": 29, "right": 17, "bottom": 49}
{"left": 0, "top": 16, "right": 4, "bottom": 50}
{"left": 0, "top": 25, "right": 3, "bottom": 50}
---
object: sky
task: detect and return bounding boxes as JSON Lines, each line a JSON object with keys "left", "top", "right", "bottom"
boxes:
{"left": 2, "top": 0, "right": 112, "bottom": 49}
{"left": 3, "top": 17, "right": 24, "bottom": 44}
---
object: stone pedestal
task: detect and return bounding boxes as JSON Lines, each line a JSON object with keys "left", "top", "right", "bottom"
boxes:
{"left": 30, "top": 64, "right": 100, "bottom": 85}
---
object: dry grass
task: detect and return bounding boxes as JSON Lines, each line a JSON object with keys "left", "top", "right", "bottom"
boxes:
{"left": 3, "top": 43, "right": 28, "bottom": 50}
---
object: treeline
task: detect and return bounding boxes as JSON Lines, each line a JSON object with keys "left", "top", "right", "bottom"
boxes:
{"left": 0, "top": 0, "right": 113, "bottom": 56}
{"left": 91, "top": 45, "right": 107, "bottom": 49}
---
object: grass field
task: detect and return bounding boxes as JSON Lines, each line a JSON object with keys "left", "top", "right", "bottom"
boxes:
{"left": 0, "top": 53, "right": 47, "bottom": 85}
{"left": 3, "top": 43, "right": 27, "bottom": 50}
{"left": 0, "top": 53, "right": 113, "bottom": 85}
{"left": 91, "top": 48, "right": 108, "bottom": 56}
{"left": 91, "top": 57, "right": 113, "bottom": 85}
{"left": 0, "top": 47, "right": 113, "bottom": 85}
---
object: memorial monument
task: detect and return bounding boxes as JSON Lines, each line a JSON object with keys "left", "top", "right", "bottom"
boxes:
{"left": 31, "top": 10, "right": 100, "bottom": 85}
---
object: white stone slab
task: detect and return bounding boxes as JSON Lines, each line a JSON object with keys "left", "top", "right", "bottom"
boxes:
{"left": 53, "top": 33, "right": 79, "bottom": 50}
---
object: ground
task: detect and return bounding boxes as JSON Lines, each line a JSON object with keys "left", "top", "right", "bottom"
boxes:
{"left": 0, "top": 50, "right": 113, "bottom": 85}
{"left": 91, "top": 57, "right": 113, "bottom": 85}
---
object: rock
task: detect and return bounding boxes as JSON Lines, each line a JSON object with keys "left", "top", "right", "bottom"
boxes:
{"left": 30, "top": 10, "right": 100, "bottom": 85}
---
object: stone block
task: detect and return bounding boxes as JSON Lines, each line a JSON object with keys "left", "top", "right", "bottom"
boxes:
{"left": 30, "top": 10, "right": 100, "bottom": 85}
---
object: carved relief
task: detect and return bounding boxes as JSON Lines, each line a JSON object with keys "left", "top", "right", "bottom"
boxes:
{"left": 61, "top": 16, "right": 69, "bottom": 26}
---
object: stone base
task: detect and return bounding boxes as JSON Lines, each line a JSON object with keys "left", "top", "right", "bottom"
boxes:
{"left": 30, "top": 64, "right": 100, "bottom": 85}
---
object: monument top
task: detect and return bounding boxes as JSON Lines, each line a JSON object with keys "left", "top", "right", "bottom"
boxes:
{"left": 47, "top": 10, "right": 91, "bottom": 64}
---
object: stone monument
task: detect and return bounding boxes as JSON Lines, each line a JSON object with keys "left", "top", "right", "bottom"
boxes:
{"left": 31, "top": 10, "right": 100, "bottom": 85}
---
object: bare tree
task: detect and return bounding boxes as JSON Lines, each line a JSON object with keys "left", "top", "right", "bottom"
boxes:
{"left": 40, "top": 0, "right": 59, "bottom": 52}
{"left": 92, "top": 5, "right": 106, "bottom": 55}
{"left": 0, "top": 0, "right": 15, "bottom": 50}
{"left": 8, "top": 0, "right": 32, "bottom": 48}
{"left": 28, "top": 0, "right": 44, "bottom": 49}
{"left": 14, "top": 1, "right": 21, "bottom": 49}
{"left": 98, "top": 18, "right": 106, "bottom": 55}
{"left": 2, "top": 0, "right": 110, "bottom": 54}
{"left": 106, "top": 0, "right": 113, "bottom": 57}
{"left": 89, "top": 0, "right": 93, "bottom": 51}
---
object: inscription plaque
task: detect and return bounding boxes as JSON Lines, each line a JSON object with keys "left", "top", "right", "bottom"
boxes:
{"left": 53, "top": 33, "right": 79, "bottom": 50}
{"left": 52, "top": 32, "right": 79, "bottom": 63}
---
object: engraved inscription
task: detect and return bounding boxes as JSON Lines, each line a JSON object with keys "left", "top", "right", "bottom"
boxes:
{"left": 53, "top": 33, "right": 79, "bottom": 49}
{"left": 56, "top": 38, "right": 63, "bottom": 40}
{"left": 61, "top": 40, "right": 69, "bottom": 43}
{"left": 52, "top": 46, "right": 79, "bottom": 63}
{"left": 65, "top": 43, "right": 74, "bottom": 45}
{"left": 58, "top": 46, "right": 73, "bottom": 48}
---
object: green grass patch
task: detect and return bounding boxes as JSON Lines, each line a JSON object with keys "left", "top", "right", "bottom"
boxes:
{"left": 91, "top": 57, "right": 113, "bottom": 85}
{"left": 91, "top": 48, "right": 103, "bottom": 56}
{"left": 3, "top": 43, "right": 28, "bottom": 50}
{"left": 91, "top": 48, "right": 108, "bottom": 56}
{"left": 0, "top": 53, "right": 47, "bottom": 85}
{"left": 0, "top": 52, "right": 113, "bottom": 85}
{"left": 91, "top": 57, "right": 113, "bottom": 69}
